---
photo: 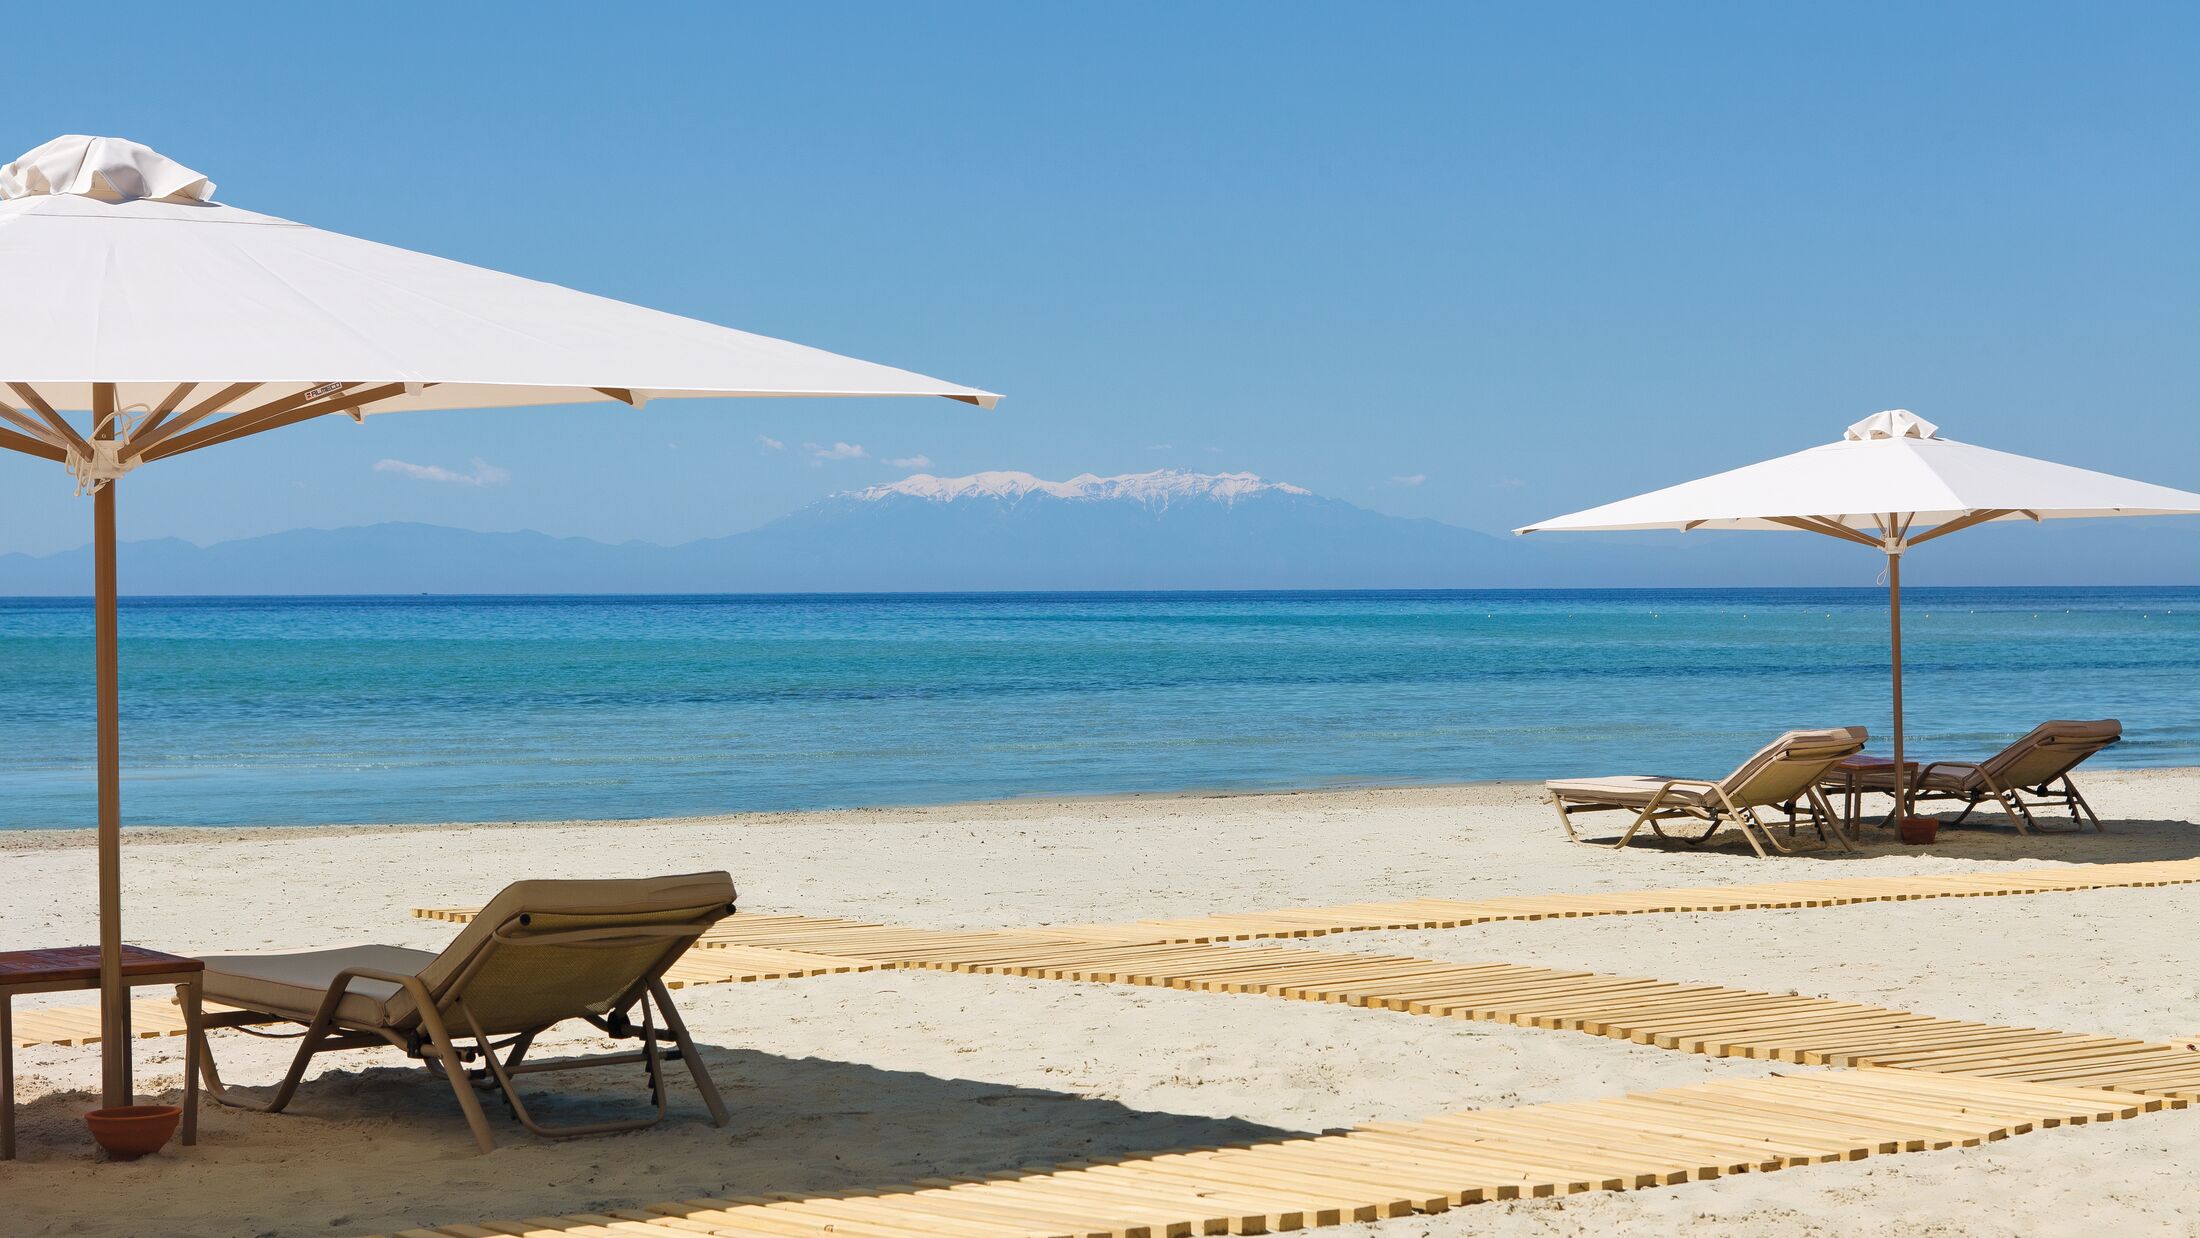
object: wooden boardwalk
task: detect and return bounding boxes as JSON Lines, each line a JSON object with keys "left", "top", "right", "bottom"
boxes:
{"left": 23, "top": 861, "right": 2200, "bottom": 1237}
{"left": 897, "top": 942, "right": 2200, "bottom": 1099}
{"left": 1039, "top": 858, "right": 2200, "bottom": 944}
{"left": 376, "top": 1070, "right": 2180, "bottom": 1238}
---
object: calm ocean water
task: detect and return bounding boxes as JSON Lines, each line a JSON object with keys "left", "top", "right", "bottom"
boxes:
{"left": 0, "top": 589, "right": 2194, "bottom": 829}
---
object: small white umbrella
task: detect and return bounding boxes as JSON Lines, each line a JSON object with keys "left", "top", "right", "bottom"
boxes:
{"left": 1517, "top": 410, "right": 2200, "bottom": 827}
{"left": 0, "top": 135, "right": 999, "bottom": 1110}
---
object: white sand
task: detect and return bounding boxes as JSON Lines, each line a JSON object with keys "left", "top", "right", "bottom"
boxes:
{"left": 5, "top": 770, "right": 2200, "bottom": 1236}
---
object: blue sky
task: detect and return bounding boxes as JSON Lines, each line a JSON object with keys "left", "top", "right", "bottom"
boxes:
{"left": 0, "top": 3, "right": 2195, "bottom": 570}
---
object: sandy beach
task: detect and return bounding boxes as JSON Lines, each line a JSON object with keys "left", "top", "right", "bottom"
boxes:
{"left": 6, "top": 770, "right": 2200, "bottom": 1236}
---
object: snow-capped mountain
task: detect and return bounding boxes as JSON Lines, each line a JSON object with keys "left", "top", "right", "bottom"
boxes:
{"left": 848, "top": 469, "right": 1311, "bottom": 508}
{"left": 0, "top": 467, "right": 1521, "bottom": 593}
{"left": 3, "top": 466, "right": 2161, "bottom": 595}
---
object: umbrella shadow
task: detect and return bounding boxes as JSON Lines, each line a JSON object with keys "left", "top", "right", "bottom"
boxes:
{"left": 6, "top": 1039, "right": 1311, "bottom": 1237}
{"left": 1572, "top": 815, "right": 2200, "bottom": 864}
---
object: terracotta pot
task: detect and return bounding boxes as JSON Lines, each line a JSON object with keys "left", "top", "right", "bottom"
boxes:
{"left": 1897, "top": 815, "right": 1940, "bottom": 846}
{"left": 84, "top": 1104, "right": 180, "bottom": 1160}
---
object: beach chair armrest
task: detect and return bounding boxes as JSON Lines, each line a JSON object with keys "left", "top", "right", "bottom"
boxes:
{"left": 305, "top": 965, "right": 438, "bottom": 1028}
{"left": 1916, "top": 760, "right": 1986, "bottom": 786}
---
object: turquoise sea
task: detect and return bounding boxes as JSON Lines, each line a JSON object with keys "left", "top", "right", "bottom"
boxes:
{"left": 0, "top": 589, "right": 2195, "bottom": 829}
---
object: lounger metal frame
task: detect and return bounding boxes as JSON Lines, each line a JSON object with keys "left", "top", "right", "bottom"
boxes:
{"left": 193, "top": 907, "right": 732, "bottom": 1152}
{"left": 1908, "top": 764, "right": 2105, "bottom": 834}
{"left": 1550, "top": 781, "right": 1853, "bottom": 858}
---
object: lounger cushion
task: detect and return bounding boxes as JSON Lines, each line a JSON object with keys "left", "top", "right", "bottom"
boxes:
{"left": 419, "top": 871, "right": 736, "bottom": 1002}
{"left": 198, "top": 945, "right": 438, "bottom": 1027}
{"left": 1547, "top": 776, "right": 1715, "bottom": 807}
{"left": 1849, "top": 764, "right": 1979, "bottom": 793}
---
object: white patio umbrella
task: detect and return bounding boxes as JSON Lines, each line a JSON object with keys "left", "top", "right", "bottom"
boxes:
{"left": 0, "top": 135, "right": 1000, "bottom": 1110}
{"left": 1517, "top": 409, "right": 2200, "bottom": 829}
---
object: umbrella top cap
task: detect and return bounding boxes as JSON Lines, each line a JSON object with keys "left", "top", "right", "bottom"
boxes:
{"left": 1845, "top": 409, "right": 1939, "bottom": 442}
{"left": 0, "top": 135, "right": 214, "bottom": 204}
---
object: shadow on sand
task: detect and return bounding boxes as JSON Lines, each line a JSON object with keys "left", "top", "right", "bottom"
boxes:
{"left": 1568, "top": 814, "right": 2200, "bottom": 864}
{"left": 8, "top": 1039, "right": 1311, "bottom": 1237}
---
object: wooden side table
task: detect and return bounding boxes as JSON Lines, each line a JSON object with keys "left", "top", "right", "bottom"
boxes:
{"left": 1822, "top": 755, "right": 1919, "bottom": 832}
{"left": 1, "top": 946, "right": 203, "bottom": 1160}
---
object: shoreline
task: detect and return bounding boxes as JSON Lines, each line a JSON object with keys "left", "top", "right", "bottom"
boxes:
{"left": 6, "top": 763, "right": 2198, "bottom": 851}
{"left": 0, "top": 776, "right": 1558, "bottom": 849}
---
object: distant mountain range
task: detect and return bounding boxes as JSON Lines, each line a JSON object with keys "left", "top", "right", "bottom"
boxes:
{"left": 0, "top": 468, "right": 2195, "bottom": 594}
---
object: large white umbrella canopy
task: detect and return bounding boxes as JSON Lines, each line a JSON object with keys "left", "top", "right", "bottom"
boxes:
{"left": 1517, "top": 410, "right": 2200, "bottom": 537}
{"left": 1517, "top": 410, "right": 2200, "bottom": 832}
{"left": 0, "top": 135, "right": 999, "bottom": 1112}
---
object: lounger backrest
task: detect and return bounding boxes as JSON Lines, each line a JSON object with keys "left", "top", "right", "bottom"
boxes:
{"left": 412, "top": 872, "right": 736, "bottom": 1035}
{"left": 1717, "top": 726, "right": 1868, "bottom": 807}
{"left": 1978, "top": 719, "right": 2122, "bottom": 789}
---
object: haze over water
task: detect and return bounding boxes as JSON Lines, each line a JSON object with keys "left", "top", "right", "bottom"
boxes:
{"left": 0, "top": 588, "right": 2194, "bottom": 829}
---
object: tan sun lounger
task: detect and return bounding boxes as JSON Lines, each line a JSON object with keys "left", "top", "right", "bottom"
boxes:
{"left": 191, "top": 871, "right": 736, "bottom": 1152}
{"left": 1852, "top": 719, "right": 2121, "bottom": 833}
{"left": 1546, "top": 727, "right": 1867, "bottom": 857}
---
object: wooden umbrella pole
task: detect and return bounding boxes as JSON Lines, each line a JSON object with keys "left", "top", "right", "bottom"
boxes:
{"left": 1887, "top": 547, "right": 1906, "bottom": 819}
{"left": 93, "top": 425, "right": 130, "bottom": 1108}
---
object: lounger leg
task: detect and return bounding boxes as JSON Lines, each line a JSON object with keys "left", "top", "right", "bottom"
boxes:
{"left": 1614, "top": 791, "right": 1670, "bottom": 851}
{"left": 1806, "top": 787, "right": 1855, "bottom": 852}
{"left": 1746, "top": 806, "right": 1793, "bottom": 854}
{"left": 1977, "top": 773, "right": 2041, "bottom": 834}
{"left": 414, "top": 998, "right": 498, "bottom": 1153}
{"left": 2067, "top": 779, "right": 2105, "bottom": 831}
{"left": 1946, "top": 797, "right": 1979, "bottom": 828}
{"left": 1549, "top": 792, "right": 1583, "bottom": 842}
{"left": 652, "top": 980, "right": 728, "bottom": 1127}
{"left": 222, "top": 1012, "right": 337, "bottom": 1115}
{"left": 1714, "top": 791, "right": 1769, "bottom": 858}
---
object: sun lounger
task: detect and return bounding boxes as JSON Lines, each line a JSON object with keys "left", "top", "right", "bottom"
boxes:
{"left": 1546, "top": 727, "right": 1867, "bottom": 857}
{"left": 191, "top": 871, "right": 736, "bottom": 1152}
{"left": 1852, "top": 719, "right": 2121, "bottom": 833}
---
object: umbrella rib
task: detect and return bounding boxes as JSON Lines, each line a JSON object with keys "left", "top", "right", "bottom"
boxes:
{"left": 121, "top": 382, "right": 264, "bottom": 462}
{"left": 0, "top": 424, "right": 67, "bottom": 462}
{"left": 138, "top": 383, "right": 363, "bottom": 460}
{"left": 0, "top": 403, "right": 67, "bottom": 449}
{"left": 1905, "top": 508, "right": 2015, "bottom": 548}
{"left": 130, "top": 382, "right": 200, "bottom": 439}
{"left": 6, "top": 383, "right": 93, "bottom": 459}
{"left": 142, "top": 382, "right": 413, "bottom": 461}
{"left": 1765, "top": 515, "right": 1880, "bottom": 548}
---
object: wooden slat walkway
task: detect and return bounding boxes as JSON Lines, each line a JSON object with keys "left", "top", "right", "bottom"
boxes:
{"left": 7, "top": 997, "right": 196, "bottom": 1048}
{"left": 1040, "top": 858, "right": 2200, "bottom": 944}
{"left": 374, "top": 1069, "right": 2181, "bottom": 1238}
{"left": 896, "top": 941, "right": 2200, "bottom": 1100}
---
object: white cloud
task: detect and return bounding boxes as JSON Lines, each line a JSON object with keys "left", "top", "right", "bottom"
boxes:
{"left": 806, "top": 441, "right": 868, "bottom": 462}
{"left": 757, "top": 435, "right": 785, "bottom": 451}
{"left": 1389, "top": 473, "right": 1428, "bottom": 487}
{"left": 889, "top": 454, "right": 933, "bottom": 469}
{"left": 374, "top": 457, "right": 510, "bottom": 486}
